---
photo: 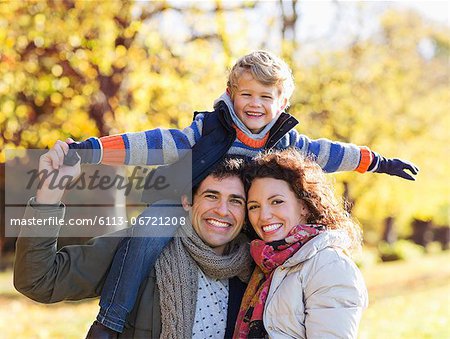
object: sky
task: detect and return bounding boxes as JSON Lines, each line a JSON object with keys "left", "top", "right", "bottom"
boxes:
{"left": 145, "top": 1, "right": 449, "bottom": 55}
{"left": 397, "top": 0, "right": 449, "bottom": 25}
{"left": 267, "top": 1, "right": 449, "bottom": 53}
{"left": 296, "top": 1, "right": 448, "bottom": 41}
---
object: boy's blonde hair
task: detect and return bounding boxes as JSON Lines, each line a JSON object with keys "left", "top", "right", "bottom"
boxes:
{"left": 227, "top": 50, "right": 295, "bottom": 104}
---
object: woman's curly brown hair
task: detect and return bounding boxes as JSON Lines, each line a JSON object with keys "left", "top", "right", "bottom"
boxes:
{"left": 243, "top": 149, "right": 362, "bottom": 252}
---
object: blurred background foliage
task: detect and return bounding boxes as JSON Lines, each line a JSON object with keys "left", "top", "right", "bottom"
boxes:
{"left": 1, "top": 0, "right": 449, "bottom": 243}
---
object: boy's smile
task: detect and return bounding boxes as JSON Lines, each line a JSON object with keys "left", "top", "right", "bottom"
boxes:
{"left": 232, "top": 72, "right": 287, "bottom": 134}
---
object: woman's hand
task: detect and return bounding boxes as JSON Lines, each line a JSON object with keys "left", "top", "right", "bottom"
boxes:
{"left": 35, "top": 138, "right": 81, "bottom": 204}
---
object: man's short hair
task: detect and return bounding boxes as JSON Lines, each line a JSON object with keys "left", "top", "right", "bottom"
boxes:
{"left": 191, "top": 156, "right": 246, "bottom": 198}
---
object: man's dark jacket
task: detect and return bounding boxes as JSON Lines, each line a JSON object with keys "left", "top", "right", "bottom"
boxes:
{"left": 14, "top": 205, "right": 247, "bottom": 338}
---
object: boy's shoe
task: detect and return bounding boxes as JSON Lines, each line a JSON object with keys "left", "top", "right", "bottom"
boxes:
{"left": 85, "top": 321, "right": 118, "bottom": 339}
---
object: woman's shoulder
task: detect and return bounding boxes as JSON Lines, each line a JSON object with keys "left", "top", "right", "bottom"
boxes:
{"left": 297, "top": 241, "right": 367, "bottom": 300}
{"left": 307, "top": 245, "right": 356, "bottom": 274}
{"left": 285, "top": 230, "right": 352, "bottom": 267}
{"left": 288, "top": 232, "right": 364, "bottom": 287}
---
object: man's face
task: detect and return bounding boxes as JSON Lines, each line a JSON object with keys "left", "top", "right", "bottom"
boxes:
{"left": 232, "top": 71, "right": 287, "bottom": 134}
{"left": 182, "top": 175, "right": 246, "bottom": 255}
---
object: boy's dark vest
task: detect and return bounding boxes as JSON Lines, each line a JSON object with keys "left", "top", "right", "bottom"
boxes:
{"left": 141, "top": 101, "right": 298, "bottom": 203}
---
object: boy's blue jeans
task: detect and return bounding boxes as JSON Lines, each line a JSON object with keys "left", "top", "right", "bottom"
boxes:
{"left": 96, "top": 200, "right": 185, "bottom": 332}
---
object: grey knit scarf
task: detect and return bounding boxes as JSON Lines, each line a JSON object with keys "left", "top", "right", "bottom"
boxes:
{"left": 155, "top": 219, "right": 252, "bottom": 339}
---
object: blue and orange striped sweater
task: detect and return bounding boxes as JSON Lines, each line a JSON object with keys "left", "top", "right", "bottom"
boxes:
{"left": 72, "top": 94, "right": 374, "bottom": 174}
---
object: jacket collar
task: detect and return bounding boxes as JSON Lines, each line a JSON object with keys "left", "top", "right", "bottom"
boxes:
{"left": 266, "top": 112, "right": 299, "bottom": 148}
{"left": 214, "top": 100, "right": 235, "bottom": 131}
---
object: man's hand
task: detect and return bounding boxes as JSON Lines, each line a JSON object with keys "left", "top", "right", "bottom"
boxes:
{"left": 375, "top": 157, "right": 419, "bottom": 181}
{"left": 35, "top": 139, "right": 81, "bottom": 204}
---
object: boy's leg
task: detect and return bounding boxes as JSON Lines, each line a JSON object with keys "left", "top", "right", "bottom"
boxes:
{"left": 96, "top": 200, "right": 185, "bottom": 332}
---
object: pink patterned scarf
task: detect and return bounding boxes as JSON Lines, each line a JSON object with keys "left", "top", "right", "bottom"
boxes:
{"left": 233, "top": 224, "right": 325, "bottom": 339}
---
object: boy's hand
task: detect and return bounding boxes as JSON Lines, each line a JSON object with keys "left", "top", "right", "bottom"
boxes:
{"left": 374, "top": 157, "right": 419, "bottom": 181}
{"left": 36, "top": 139, "right": 81, "bottom": 204}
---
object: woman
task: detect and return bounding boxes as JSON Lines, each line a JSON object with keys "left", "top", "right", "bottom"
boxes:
{"left": 234, "top": 149, "right": 368, "bottom": 338}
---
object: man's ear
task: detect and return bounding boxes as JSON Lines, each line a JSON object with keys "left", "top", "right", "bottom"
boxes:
{"left": 181, "top": 194, "right": 191, "bottom": 212}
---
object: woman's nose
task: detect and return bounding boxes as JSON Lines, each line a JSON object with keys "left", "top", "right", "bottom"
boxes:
{"left": 259, "top": 205, "right": 272, "bottom": 221}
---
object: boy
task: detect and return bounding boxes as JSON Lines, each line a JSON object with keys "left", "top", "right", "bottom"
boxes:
{"left": 65, "top": 51, "right": 418, "bottom": 335}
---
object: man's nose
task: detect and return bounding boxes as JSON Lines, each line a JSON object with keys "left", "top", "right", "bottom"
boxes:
{"left": 214, "top": 200, "right": 229, "bottom": 216}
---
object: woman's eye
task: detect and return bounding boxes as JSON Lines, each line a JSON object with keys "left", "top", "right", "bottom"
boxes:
{"left": 247, "top": 205, "right": 258, "bottom": 211}
{"left": 272, "top": 199, "right": 283, "bottom": 205}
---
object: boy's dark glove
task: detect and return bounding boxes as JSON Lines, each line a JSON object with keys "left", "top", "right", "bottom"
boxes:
{"left": 370, "top": 153, "right": 419, "bottom": 181}
{"left": 63, "top": 138, "right": 100, "bottom": 166}
{"left": 64, "top": 143, "right": 82, "bottom": 166}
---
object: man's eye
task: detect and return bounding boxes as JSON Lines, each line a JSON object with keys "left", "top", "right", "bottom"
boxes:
{"left": 230, "top": 198, "right": 244, "bottom": 205}
{"left": 205, "top": 194, "right": 218, "bottom": 199}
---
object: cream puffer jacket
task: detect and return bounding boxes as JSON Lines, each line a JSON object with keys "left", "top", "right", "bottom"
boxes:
{"left": 263, "top": 231, "right": 368, "bottom": 338}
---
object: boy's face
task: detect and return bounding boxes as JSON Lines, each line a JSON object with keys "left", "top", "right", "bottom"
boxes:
{"left": 232, "top": 72, "right": 287, "bottom": 134}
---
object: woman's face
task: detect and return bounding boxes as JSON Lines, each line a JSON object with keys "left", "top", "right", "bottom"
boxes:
{"left": 247, "top": 177, "right": 310, "bottom": 242}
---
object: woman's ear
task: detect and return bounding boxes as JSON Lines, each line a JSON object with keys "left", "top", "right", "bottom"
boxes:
{"left": 300, "top": 201, "right": 310, "bottom": 217}
{"left": 181, "top": 194, "right": 192, "bottom": 212}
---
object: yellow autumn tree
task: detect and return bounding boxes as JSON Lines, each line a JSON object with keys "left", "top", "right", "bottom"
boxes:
{"left": 0, "top": 0, "right": 245, "bottom": 160}
{"left": 291, "top": 9, "right": 450, "bottom": 237}
{"left": 1, "top": 1, "right": 448, "bottom": 241}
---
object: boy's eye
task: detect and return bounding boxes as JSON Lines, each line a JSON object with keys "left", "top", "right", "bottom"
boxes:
{"left": 262, "top": 95, "right": 273, "bottom": 99}
{"left": 241, "top": 93, "right": 251, "bottom": 96}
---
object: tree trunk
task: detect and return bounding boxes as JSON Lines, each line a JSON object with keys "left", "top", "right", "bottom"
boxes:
{"left": 411, "top": 218, "right": 433, "bottom": 247}
{"left": 382, "top": 216, "right": 397, "bottom": 244}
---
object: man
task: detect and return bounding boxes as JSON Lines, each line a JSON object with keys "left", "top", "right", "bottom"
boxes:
{"left": 14, "top": 140, "right": 252, "bottom": 338}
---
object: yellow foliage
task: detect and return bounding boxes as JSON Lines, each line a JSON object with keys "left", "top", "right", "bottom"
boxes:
{"left": 291, "top": 10, "right": 449, "bottom": 235}
{"left": 0, "top": 2, "right": 448, "bottom": 237}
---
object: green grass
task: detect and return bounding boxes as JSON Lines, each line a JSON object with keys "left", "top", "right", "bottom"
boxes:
{"left": 1, "top": 252, "right": 449, "bottom": 338}
{"left": 359, "top": 251, "right": 450, "bottom": 339}
{"left": 0, "top": 269, "right": 98, "bottom": 338}
{"left": 359, "top": 284, "right": 449, "bottom": 339}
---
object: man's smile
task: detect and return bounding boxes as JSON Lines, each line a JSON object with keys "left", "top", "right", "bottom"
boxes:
{"left": 205, "top": 218, "right": 232, "bottom": 229}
